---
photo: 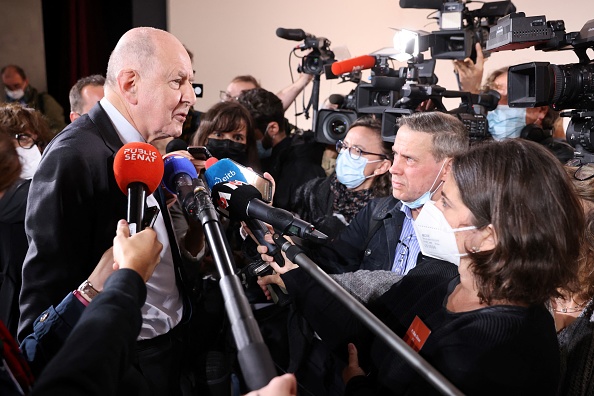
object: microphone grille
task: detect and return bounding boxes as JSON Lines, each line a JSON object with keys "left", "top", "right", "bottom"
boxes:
{"left": 114, "top": 142, "right": 164, "bottom": 195}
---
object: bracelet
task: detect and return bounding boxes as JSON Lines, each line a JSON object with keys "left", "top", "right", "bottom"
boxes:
{"left": 77, "top": 280, "right": 99, "bottom": 303}
{"left": 73, "top": 290, "right": 90, "bottom": 307}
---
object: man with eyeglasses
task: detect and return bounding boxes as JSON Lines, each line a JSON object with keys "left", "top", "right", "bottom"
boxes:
{"left": 300, "top": 111, "right": 469, "bottom": 275}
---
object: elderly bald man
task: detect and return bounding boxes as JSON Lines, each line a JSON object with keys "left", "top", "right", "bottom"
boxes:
{"left": 19, "top": 27, "right": 197, "bottom": 395}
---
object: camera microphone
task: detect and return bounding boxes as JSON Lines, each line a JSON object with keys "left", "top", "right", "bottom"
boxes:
{"left": 329, "top": 94, "right": 345, "bottom": 106}
{"left": 471, "top": 90, "right": 501, "bottom": 111}
{"left": 275, "top": 27, "right": 309, "bottom": 41}
{"left": 331, "top": 55, "right": 377, "bottom": 76}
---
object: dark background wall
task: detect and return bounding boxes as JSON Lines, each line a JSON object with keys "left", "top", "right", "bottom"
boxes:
{"left": 0, "top": 0, "right": 166, "bottom": 122}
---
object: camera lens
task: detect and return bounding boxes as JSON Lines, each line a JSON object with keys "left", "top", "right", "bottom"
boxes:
{"left": 303, "top": 55, "right": 322, "bottom": 75}
{"left": 330, "top": 119, "right": 347, "bottom": 136}
{"left": 374, "top": 91, "right": 391, "bottom": 107}
{"left": 322, "top": 113, "right": 352, "bottom": 142}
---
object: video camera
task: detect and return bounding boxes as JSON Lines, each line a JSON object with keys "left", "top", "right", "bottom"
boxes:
{"left": 316, "top": 48, "right": 499, "bottom": 145}
{"left": 400, "top": 0, "right": 516, "bottom": 61}
{"left": 275, "top": 28, "right": 336, "bottom": 77}
{"left": 487, "top": 15, "right": 594, "bottom": 161}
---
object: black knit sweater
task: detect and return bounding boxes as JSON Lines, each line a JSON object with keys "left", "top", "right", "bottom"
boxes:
{"left": 282, "top": 259, "right": 560, "bottom": 395}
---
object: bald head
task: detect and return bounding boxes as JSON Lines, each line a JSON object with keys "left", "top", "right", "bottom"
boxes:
{"left": 103, "top": 27, "right": 196, "bottom": 141}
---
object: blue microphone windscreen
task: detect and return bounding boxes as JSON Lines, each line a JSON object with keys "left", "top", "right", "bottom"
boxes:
{"left": 162, "top": 155, "right": 198, "bottom": 194}
{"left": 204, "top": 158, "right": 247, "bottom": 189}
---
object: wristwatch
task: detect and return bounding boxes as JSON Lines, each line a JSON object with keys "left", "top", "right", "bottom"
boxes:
{"left": 77, "top": 280, "right": 99, "bottom": 303}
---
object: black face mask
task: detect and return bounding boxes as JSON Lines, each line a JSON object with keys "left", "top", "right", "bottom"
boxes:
{"left": 206, "top": 138, "right": 249, "bottom": 165}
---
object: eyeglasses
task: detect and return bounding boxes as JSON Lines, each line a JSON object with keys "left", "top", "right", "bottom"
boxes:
{"left": 336, "top": 140, "right": 390, "bottom": 161}
{"left": 14, "top": 133, "right": 36, "bottom": 149}
{"left": 219, "top": 91, "right": 238, "bottom": 102}
{"left": 567, "top": 158, "right": 594, "bottom": 181}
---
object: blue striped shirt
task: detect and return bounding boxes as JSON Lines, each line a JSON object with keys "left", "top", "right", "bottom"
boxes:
{"left": 391, "top": 204, "right": 422, "bottom": 275}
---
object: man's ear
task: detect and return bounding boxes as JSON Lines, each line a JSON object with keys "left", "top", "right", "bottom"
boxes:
{"left": 267, "top": 121, "right": 280, "bottom": 137}
{"left": 117, "top": 69, "right": 138, "bottom": 105}
{"left": 375, "top": 159, "right": 391, "bottom": 175}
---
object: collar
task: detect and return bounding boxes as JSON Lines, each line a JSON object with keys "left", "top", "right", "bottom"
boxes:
{"left": 100, "top": 97, "right": 145, "bottom": 144}
{"left": 400, "top": 203, "right": 414, "bottom": 221}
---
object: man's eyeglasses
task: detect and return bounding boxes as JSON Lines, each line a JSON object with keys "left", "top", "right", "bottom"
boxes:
{"left": 335, "top": 140, "right": 390, "bottom": 161}
{"left": 219, "top": 91, "right": 238, "bottom": 102}
{"left": 567, "top": 158, "right": 594, "bottom": 181}
{"left": 14, "top": 133, "right": 36, "bottom": 149}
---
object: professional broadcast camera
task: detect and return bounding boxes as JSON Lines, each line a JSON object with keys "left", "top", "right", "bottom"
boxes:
{"left": 400, "top": 0, "right": 516, "bottom": 61}
{"left": 275, "top": 28, "right": 336, "bottom": 77}
{"left": 316, "top": 47, "right": 500, "bottom": 145}
{"left": 487, "top": 15, "right": 594, "bottom": 161}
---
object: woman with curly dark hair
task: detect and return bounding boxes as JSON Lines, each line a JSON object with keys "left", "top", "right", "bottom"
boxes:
{"left": 291, "top": 117, "right": 392, "bottom": 239}
{"left": 0, "top": 103, "right": 53, "bottom": 179}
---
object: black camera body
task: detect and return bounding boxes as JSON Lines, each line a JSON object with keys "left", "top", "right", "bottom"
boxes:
{"left": 491, "top": 15, "right": 594, "bottom": 161}
{"left": 315, "top": 54, "right": 498, "bottom": 145}
{"left": 402, "top": 0, "right": 516, "bottom": 61}
{"left": 299, "top": 36, "right": 336, "bottom": 76}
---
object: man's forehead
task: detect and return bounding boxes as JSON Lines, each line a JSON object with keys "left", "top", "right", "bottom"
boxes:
{"left": 393, "top": 127, "right": 433, "bottom": 153}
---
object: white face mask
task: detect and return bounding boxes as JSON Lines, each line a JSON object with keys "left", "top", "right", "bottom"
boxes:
{"left": 413, "top": 200, "right": 476, "bottom": 266}
{"left": 16, "top": 145, "right": 42, "bottom": 179}
{"left": 5, "top": 87, "right": 25, "bottom": 101}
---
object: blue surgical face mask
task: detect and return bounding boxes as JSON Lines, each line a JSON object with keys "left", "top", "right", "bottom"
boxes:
{"left": 336, "top": 151, "right": 382, "bottom": 189}
{"left": 487, "top": 105, "right": 526, "bottom": 141}
{"left": 401, "top": 160, "right": 447, "bottom": 210}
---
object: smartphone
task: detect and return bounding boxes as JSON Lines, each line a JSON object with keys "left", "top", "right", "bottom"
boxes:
{"left": 188, "top": 146, "right": 212, "bottom": 161}
{"left": 236, "top": 163, "right": 273, "bottom": 203}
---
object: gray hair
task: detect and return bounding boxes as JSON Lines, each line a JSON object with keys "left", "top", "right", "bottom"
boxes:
{"left": 397, "top": 112, "right": 469, "bottom": 161}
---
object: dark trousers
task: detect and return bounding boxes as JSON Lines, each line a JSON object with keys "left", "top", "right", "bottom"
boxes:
{"left": 133, "top": 324, "right": 187, "bottom": 396}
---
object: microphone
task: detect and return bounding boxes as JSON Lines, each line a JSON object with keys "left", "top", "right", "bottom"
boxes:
{"left": 211, "top": 182, "right": 328, "bottom": 243}
{"left": 204, "top": 157, "right": 248, "bottom": 189}
{"left": 166, "top": 138, "right": 188, "bottom": 153}
{"left": 203, "top": 158, "right": 286, "bottom": 267}
{"left": 275, "top": 27, "right": 308, "bottom": 41}
{"left": 162, "top": 155, "right": 199, "bottom": 219}
{"left": 113, "top": 142, "right": 164, "bottom": 234}
{"left": 331, "top": 55, "right": 377, "bottom": 76}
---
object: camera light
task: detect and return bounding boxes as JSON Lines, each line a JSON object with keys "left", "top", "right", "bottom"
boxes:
{"left": 392, "top": 29, "right": 420, "bottom": 61}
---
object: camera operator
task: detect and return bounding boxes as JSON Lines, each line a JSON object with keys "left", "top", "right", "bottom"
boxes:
{"left": 453, "top": 44, "right": 562, "bottom": 137}
{"left": 453, "top": 43, "right": 573, "bottom": 162}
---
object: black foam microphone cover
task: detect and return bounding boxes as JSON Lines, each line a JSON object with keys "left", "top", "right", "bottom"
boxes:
{"left": 211, "top": 182, "right": 262, "bottom": 221}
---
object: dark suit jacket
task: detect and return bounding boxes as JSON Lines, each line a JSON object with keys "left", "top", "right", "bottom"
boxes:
{"left": 19, "top": 104, "right": 184, "bottom": 342}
